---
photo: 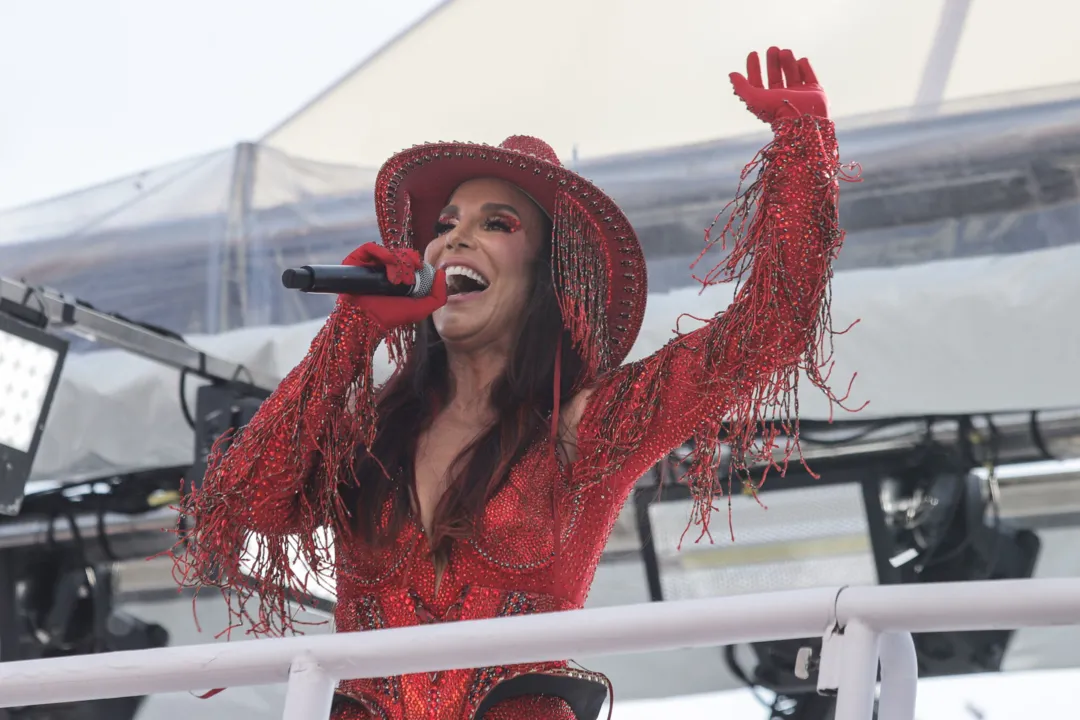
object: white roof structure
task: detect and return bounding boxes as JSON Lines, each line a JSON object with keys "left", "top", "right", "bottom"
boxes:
{"left": 263, "top": 0, "right": 1080, "bottom": 166}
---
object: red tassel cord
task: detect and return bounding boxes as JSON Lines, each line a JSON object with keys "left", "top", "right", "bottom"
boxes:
{"left": 170, "top": 302, "right": 387, "bottom": 638}
{"left": 574, "top": 116, "right": 862, "bottom": 543}
{"left": 552, "top": 189, "right": 612, "bottom": 380}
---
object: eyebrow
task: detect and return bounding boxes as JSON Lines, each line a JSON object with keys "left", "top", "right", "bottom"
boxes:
{"left": 438, "top": 202, "right": 521, "bottom": 218}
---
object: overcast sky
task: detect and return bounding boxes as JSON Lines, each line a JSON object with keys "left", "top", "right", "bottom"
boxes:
{"left": 0, "top": 0, "right": 442, "bottom": 211}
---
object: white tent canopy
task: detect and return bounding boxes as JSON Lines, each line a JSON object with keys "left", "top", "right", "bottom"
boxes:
{"left": 263, "top": 0, "right": 1080, "bottom": 166}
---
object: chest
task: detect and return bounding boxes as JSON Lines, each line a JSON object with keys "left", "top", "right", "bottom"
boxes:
{"left": 412, "top": 414, "right": 491, "bottom": 535}
{"left": 338, "top": 441, "right": 571, "bottom": 594}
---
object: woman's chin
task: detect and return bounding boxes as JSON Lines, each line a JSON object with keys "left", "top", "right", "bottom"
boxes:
{"left": 433, "top": 306, "right": 487, "bottom": 341}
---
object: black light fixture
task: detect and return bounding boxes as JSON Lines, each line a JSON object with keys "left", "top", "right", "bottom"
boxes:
{"left": 185, "top": 379, "right": 270, "bottom": 493}
{"left": 180, "top": 380, "right": 344, "bottom": 617}
{"left": 6, "top": 550, "right": 169, "bottom": 720}
{"left": 0, "top": 305, "right": 68, "bottom": 517}
{"left": 633, "top": 419, "right": 1044, "bottom": 718}
{"left": 0, "top": 467, "right": 180, "bottom": 720}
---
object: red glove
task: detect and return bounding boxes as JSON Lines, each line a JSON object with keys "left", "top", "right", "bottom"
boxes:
{"left": 338, "top": 243, "right": 447, "bottom": 330}
{"left": 729, "top": 47, "right": 828, "bottom": 123}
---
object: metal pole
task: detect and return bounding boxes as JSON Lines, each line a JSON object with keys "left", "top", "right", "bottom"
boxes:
{"left": 994, "top": 461, "right": 1080, "bottom": 529}
{"left": 225, "top": 142, "right": 258, "bottom": 328}
{"left": 281, "top": 655, "right": 336, "bottom": 720}
{"left": 0, "top": 277, "right": 276, "bottom": 389}
{"left": 833, "top": 621, "right": 880, "bottom": 720}
{"left": 835, "top": 579, "right": 1080, "bottom": 633}
{"left": 877, "top": 632, "right": 918, "bottom": 720}
{"left": 668, "top": 409, "right": 1080, "bottom": 471}
{"left": 0, "top": 550, "right": 17, "bottom": 720}
{"left": 0, "top": 506, "right": 177, "bottom": 551}
{"left": 913, "top": 0, "right": 973, "bottom": 116}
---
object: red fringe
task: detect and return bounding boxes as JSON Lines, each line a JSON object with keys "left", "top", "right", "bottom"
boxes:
{"left": 552, "top": 190, "right": 611, "bottom": 379}
{"left": 680, "top": 115, "right": 864, "bottom": 543}
{"left": 573, "top": 116, "right": 862, "bottom": 548}
{"left": 169, "top": 303, "right": 389, "bottom": 638}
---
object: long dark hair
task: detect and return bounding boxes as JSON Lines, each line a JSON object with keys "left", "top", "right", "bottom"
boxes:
{"left": 344, "top": 228, "right": 584, "bottom": 554}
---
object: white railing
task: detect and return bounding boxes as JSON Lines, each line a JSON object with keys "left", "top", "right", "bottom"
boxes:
{"left": 0, "top": 579, "right": 1077, "bottom": 720}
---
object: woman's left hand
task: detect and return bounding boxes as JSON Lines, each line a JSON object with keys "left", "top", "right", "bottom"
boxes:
{"left": 730, "top": 46, "right": 828, "bottom": 123}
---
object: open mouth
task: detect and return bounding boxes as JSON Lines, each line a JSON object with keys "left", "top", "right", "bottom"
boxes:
{"left": 445, "top": 266, "right": 490, "bottom": 297}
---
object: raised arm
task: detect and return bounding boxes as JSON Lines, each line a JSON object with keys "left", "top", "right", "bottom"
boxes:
{"left": 571, "top": 49, "right": 855, "bottom": 538}
{"left": 173, "top": 244, "right": 446, "bottom": 636}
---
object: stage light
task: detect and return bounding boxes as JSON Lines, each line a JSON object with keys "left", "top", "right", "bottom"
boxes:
{"left": 0, "top": 310, "right": 68, "bottom": 516}
{"left": 10, "top": 551, "right": 168, "bottom": 720}
{"left": 182, "top": 380, "right": 341, "bottom": 618}
{"left": 634, "top": 436, "right": 1042, "bottom": 712}
{"left": 186, "top": 380, "right": 269, "bottom": 492}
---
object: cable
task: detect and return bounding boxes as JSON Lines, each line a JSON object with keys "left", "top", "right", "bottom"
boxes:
{"left": 178, "top": 369, "right": 197, "bottom": 430}
{"left": 974, "top": 414, "right": 1005, "bottom": 580}
{"left": 797, "top": 417, "right": 911, "bottom": 446}
{"left": 70, "top": 294, "right": 186, "bottom": 343}
{"left": 94, "top": 490, "right": 118, "bottom": 563}
{"left": 19, "top": 285, "right": 48, "bottom": 317}
{"left": 1028, "top": 410, "right": 1053, "bottom": 459}
{"left": 230, "top": 363, "right": 255, "bottom": 385}
{"left": 722, "top": 644, "right": 776, "bottom": 710}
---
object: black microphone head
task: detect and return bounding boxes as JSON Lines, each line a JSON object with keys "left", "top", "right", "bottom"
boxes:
{"left": 281, "top": 267, "right": 315, "bottom": 290}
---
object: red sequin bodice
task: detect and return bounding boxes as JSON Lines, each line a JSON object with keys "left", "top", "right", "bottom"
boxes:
{"left": 175, "top": 117, "right": 847, "bottom": 720}
{"left": 329, "top": 441, "right": 615, "bottom": 718}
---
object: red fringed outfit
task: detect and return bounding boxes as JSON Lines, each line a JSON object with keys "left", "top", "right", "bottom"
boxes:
{"left": 175, "top": 115, "right": 845, "bottom": 719}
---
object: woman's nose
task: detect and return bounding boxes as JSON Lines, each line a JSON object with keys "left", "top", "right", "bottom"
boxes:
{"left": 444, "top": 225, "right": 475, "bottom": 249}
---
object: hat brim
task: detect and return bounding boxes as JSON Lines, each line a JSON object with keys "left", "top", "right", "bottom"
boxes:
{"left": 374, "top": 141, "right": 647, "bottom": 369}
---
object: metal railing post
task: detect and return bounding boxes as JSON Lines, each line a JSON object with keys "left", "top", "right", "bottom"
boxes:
{"left": 833, "top": 620, "right": 881, "bottom": 720}
{"left": 877, "top": 632, "right": 918, "bottom": 720}
{"left": 281, "top": 655, "right": 336, "bottom": 720}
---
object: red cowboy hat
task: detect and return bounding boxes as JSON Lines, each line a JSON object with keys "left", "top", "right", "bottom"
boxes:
{"left": 374, "top": 135, "right": 647, "bottom": 376}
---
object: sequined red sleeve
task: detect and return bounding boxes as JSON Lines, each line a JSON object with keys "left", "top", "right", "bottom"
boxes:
{"left": 574, "top": 116, "right": 850, "bottom": 538}
{"left": 173, "top": 302, "right": 384, "bottom": 635}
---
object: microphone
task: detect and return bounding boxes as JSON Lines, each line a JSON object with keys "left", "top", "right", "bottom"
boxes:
{"left": 281, "top": 263, "right": 436, "bottom": 298}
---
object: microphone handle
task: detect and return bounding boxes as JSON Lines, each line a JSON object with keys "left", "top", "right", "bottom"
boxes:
{"left": 281, "top": 265, "right": 413, "bottom": 296}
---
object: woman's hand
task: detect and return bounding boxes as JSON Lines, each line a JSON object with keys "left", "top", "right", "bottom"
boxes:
{"left": 338, "top": 242, "right": 447, "bottom": 330}
{"left": 729, "top": 46, "right": 828, "bottom": 123}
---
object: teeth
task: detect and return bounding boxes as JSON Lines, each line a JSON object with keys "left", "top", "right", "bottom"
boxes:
{"left": 444, "top": 265, "right": 489, "bottom": 288}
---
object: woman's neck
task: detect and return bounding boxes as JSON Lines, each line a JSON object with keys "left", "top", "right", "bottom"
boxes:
{"left": 443, "top": 347, "right": 507, "bottom": 419}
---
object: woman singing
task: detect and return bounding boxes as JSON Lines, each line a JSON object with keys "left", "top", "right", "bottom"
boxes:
{"left": 176, "top": 47, "right": 849, "bottom": 719}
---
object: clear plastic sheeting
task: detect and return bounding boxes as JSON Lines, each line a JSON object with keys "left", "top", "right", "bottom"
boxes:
{"left": 2, "top": 86, "right": 1080, "bottom": 337}
{"left": 0, "top": 150, "right": 232, "bottom": 246}
{"left": 1, "top": 144, "right": 378, "bottom": 335}
{"left": 591, "top": 83, "right": 1080, "bottom": 291}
